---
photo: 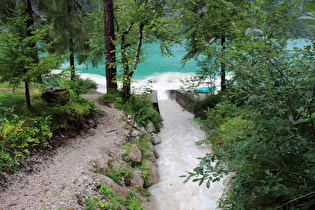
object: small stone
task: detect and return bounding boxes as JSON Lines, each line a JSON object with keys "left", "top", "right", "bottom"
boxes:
{"left": 130, "top": 130, "right": 139, "bottom": 137}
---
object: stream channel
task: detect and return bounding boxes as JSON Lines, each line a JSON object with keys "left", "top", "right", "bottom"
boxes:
{"left": 148, "top": 91, "right": 225, "bottom": 210}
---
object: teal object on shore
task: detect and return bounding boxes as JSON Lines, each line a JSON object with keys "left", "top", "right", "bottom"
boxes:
{"left": 194, "top": 87, "right": 217, "bottom": 93}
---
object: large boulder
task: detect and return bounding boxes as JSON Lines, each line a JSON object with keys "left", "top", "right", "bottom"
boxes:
{"left": 42, "top": 85, "right": 70, "bottom": 105}
{"left": 95, "top": 175, "right": 129, "bottom": 199}
{"left": 144, "top": 142, "right": 159, "bottom": 160}
{"left": 146, "top": 121, "right": 156, "bottom": 133}
{"left": 144, "top": 161, "right": 159, "bottom": 187}
{"left": 124, "top": 144, "right": 142, "bottom": 164}
{"left": 151, "top": 134, "right": 162, "bottom": 145}
{"left": 125, "top": 168, "right": 144, "bottom": 189}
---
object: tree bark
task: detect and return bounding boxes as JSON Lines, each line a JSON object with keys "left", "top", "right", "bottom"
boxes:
{"left": 121, "top": 25, "right": 132, "bottom": 100}
{"left": 123, "top": 23, "right": 144, "bottom": 100}
{"left": 220, "top": 37, "right": 226, "bottom": 91}
{"left": 24, "top": 0, "right": 42, "bottom": 83}
{"left": 104, "top": 0, "right": 117, "bottom": 91}
{"left": 25, "top": 81, "right": 32, "bottom": 111}
{"left": 69, "top": 37, "right": 76, "bottom": 80}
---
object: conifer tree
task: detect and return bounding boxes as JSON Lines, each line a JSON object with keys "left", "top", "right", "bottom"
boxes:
{"left": 0, "top": 12, "right": 62, "bottom": 110}
{"left": 39, "top": 0, "right": 96, "bottom": 81}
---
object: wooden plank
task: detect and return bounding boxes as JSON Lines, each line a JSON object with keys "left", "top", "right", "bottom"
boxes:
{"left": 151, "top": 90, "right": 160, "bottom": 114}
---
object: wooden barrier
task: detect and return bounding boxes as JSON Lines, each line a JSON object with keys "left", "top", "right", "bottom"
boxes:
{"left": 151, "top": 90, "right": 160, "bottom": 114}
{"left": 169, "top": 90, "right": 196, "bottom": 109}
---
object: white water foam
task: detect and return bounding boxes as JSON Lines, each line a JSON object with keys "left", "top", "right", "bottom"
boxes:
{"left": 52, "top": 69, "right": 227, "bottom": 97}
{"left": 148, "top": 99, "right": 225, "bottom": 210}
{"left": 76, "top": 71, "right": 226, "bottom": 99}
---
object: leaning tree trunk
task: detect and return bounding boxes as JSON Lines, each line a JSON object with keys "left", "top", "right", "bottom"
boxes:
{"left": 123, "top": 23, "right": 144, "bottom": 100}
{"left": 220, "top": 37, "right": 226, "bottom": 91}
{"left": 104, "top": 0, "right": 117, "bottom": 91}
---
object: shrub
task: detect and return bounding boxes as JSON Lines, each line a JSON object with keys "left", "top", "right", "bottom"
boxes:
{"left": 63, "top": 77, "right": 97, "bottom": 96}
{"left": 0, "top": 114, "right": 53, "bottom": 174}
{"left": 0, "top": 90, "right": 98, "bottom": 176}
{"left": 85, "top": 183, "right": 145, "bottom": 210}
{"left": 99, "top": 91, "right": 162, "bottom": 132}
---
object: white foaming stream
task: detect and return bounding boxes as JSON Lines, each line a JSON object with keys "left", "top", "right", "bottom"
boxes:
{"left": 147, "top": 96, "right": 225, "bottom": 210}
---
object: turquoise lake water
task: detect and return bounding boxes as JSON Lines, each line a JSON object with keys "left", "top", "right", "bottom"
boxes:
{"left": 73, "top": 43, "right": 199, "bottom": 80}
{"left": 70, "top": 39, "right": 311, "bottom": 80}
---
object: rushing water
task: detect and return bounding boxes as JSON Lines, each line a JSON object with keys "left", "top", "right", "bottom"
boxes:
{"left": 147, "top": 90, "right": 225, "bottom": 210}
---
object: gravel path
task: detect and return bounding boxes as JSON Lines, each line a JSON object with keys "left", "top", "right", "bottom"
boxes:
{"left": 0, "top": 99, "right": 129, "bottom": 209}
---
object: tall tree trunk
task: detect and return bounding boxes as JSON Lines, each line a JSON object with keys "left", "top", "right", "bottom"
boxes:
{"left": 123, "top": 23, "right": 144, "bottom": 100}
{"left": 25, "top": 81, "right": 32, "bottom": 111}
{"left": 104, "top": 0, "right": 117, "bottom": 91}
{"left": 220, "top": 37, "right": 226, "bottom": 91}
{"left": 69, "top": 37, "right": 76, "bottom": 80}
{"left": 24, "top": 0, "right": 42, "bottom": 83}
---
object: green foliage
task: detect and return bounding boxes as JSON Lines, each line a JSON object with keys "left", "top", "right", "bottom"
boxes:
{"left": 99, "top": 91, "right": 162, "bottom": 132}
{"left": 186, "top": 91, "right": 224, "bottom": 114}
{"left": 0, "top": 10, "right": 63, "bottom": 109}
{"left": 85, "top": 183, "right": 145, "bottom": 210}
{"left": 63, "top": 77, "right": 98, "bottom": 96}
{"left": 0, "top": 92, "right": 25, "bottom": 108}
{"left": 0, "top": 108, "right": 53, "bottom": 174}
{"left": 182, "top": 1, "right": 314, "bottom": 209}
{"left": 32, "top": 93, "right": 98, "bottom": 132}
{"left": 101, "top": 165, "right": 133, "bottom": 186}
{"left": 0, "top": 89, "right": 98, "bottom": 175}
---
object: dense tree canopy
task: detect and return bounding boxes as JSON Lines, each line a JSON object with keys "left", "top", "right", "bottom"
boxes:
{"left": 0, "top": 0, "right": 314, "bottom": 208}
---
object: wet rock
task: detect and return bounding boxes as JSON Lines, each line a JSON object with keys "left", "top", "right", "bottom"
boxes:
{"left": 125, "top": 144, "right": 142, "bottom": 164}
{"left": 145, "top": 142, "right": 158, "bottom": 161}
{"left": 153, "top": 147, "right": 159, "bottom": 159}
{"left": 146, "top": 121, "right": 156, "bottom": 133}
{"left": 144, "top": 161, "right": 159, "bottom": 187}
{"left": 151, "top": 134, "right": 162, "bottom": 145}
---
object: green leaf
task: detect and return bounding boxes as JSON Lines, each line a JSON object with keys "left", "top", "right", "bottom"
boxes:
{"left": 265, "top": 170, "right": 271, "bottom": 175}
{"left": 206, "top": 180, "right": 211, "bottom": 188}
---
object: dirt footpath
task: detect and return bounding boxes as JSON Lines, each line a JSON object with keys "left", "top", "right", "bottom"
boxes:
{"left": 0, "top": 100, "right": 130, "bottom": 209}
